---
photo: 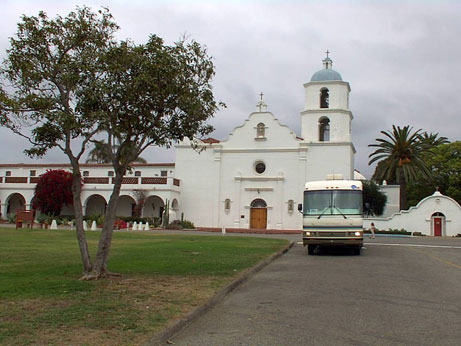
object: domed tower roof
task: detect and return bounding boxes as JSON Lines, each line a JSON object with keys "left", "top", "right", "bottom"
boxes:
{"left": 310, "top": 53, "right": 342, "bottom": 82}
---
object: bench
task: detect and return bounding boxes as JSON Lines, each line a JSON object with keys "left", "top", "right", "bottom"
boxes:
{"left": 16, "top": 210, "right": 35, "bottom": 229}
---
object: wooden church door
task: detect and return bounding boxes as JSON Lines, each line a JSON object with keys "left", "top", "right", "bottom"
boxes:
{"left": 250, "top": 208, "right": 267, "bottom": 229}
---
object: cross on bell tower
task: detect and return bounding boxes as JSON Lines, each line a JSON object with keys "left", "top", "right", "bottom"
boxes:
{"left": 323, "top": 50, "right": 332, "bottom": 70}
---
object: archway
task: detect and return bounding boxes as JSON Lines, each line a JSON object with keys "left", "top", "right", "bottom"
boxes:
{"left": 250, "top": 198, "right": 267, "bottom": 229}
{"left": 116, "top": 195, "right": 137, "bottom": 217}
{"left": 319, "top": 117, "right": 330, "bottom": 141}
{"left": 6, "top": 193, "right": 26, "bottom": 215}
{"left": 431, "top": 212, "right": 445, "bottom": 236}
{"left": 320, "top": 88, "right": 329, "bottom": 108}
{"left": 85, "top": 194, "right": 107, "bottom": 216}
{"left": 143, "top": 195, "right": 165, "bottom": 219}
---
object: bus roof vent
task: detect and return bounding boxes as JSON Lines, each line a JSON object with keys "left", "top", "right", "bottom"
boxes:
{"left": 326, "top": 174, "right": 343, "bottom": 180}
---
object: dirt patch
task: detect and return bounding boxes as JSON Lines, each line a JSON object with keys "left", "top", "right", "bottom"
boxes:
{"left": 0, "top": 275, "right": 228, "bottom": 345}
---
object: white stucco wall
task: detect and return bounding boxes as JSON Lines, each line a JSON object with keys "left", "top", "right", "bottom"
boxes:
{"left": 379, "top": 184, "right": 400, "bottom": 217}
{"left": 175, "top": 140, "right": 220, "bottom": 226}
{"left": 303, "top": 81, "right": 350, "bottom": 110}
{"left": 364, "top": 191, "right": 461, "bottom": 236}
{"left": 304, "top": 144, "right": 354, "bottom": 181}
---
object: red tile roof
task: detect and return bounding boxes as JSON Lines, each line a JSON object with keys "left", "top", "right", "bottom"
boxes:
{"left": 202, "top": 138, "right": 220, "bottom": 144}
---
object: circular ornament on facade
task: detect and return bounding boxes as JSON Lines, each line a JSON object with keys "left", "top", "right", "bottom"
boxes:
{"left": 255, "top": 161, "right": 266, "bottom": 174}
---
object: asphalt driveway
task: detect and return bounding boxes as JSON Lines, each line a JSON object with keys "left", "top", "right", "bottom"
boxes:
{"left": 160, "top": 236, "right": 461, "bottom": 346}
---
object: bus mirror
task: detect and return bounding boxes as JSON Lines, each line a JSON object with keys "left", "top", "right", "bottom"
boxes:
{"left": 297, "top": 203, "right": 303, "bottom": 212}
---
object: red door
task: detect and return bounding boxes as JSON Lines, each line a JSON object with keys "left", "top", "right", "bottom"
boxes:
{"left": 434, "top": 217, "right": 442, "bottom": 236}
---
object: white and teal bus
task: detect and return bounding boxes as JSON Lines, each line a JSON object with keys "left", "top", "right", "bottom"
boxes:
{"left": 299, "top": 180, "right": 363, "bottom": 255}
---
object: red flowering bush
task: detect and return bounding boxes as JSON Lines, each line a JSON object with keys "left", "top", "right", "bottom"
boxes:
{"left": 33, "top": 170, "right": 75, "bottom": 216}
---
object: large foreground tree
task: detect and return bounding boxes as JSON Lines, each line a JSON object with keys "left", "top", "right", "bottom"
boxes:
{"left": 0, "top": 7, "right": 118, "bottom": 274}
{"left": 77, "top": 35, "right": 222, "bottom": 279}
{"left": 0, "top": 7, "right": 222, "bottom": 279}
{"left": 368, "top": 125, "right": 432, "bottom": 210}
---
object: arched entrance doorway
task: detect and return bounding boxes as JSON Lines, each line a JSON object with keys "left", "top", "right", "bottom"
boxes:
{"left": 116, "top": 195, "right": 136, "bottom": 217}
{"left": 250, "top": 198, "right": 267, "bottom": 229}
{"left": 431, "top": 212, "right": 445, "bottom": 236}
{"left": 143, "top": 195, "right": 165, "bottom": 219}
{"left": 85, "top": 195, "right": 107, "bottom": 216}
{"left": 6, "top": 193, "right": 26, "bottom": 215}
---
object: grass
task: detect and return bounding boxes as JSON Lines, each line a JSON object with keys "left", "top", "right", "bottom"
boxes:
{"left": 0, "top": 227, "right": 288, "bottom": 345}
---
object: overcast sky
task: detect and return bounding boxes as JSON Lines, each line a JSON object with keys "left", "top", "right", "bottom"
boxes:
{"left": 1, "top": 0, "right": 460, "bottom": 178}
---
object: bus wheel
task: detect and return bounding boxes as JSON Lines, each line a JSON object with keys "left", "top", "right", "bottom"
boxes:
{"left": 308, "top": 245, "right": 315, "bottom": 255}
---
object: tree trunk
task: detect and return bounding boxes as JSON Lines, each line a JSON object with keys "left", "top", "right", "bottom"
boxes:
{"left": 69, "top": 162, "right": 92, "bottom": 274}
{"left": 82, "top": 170, "right": 124, "bottom": 279}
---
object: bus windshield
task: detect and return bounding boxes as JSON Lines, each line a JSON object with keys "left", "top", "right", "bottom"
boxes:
{"left": 303, "top": 190, "right": 363, "bottom": 216}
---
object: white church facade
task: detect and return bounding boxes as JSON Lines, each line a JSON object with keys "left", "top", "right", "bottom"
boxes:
{"left": 0, "top": 56, "right": 357, "bottom": 230}
{"left": 176, "top": 56, "right": 355, "bottom": 230}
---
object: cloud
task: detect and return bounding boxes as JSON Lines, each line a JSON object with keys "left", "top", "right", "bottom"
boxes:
{"left": 1, "top": 0, "right": 461, "bottom": 179}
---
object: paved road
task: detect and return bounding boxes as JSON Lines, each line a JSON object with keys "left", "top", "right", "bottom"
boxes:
{"left": 166, "top": 236, "right": 461, "bottom": 346}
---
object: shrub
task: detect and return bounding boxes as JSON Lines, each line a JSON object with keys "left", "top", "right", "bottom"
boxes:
{"left": 85, "top": 214, "right": 105, "bottom": 227}
{"left": 166, "top": 220, "right": 183, "bottom": 230}
{"left": 36, "top": 213, "right": 47, "bottom": 224}
{"left": 153, "top": 217, "right": 162, "bottom": 228}
{"left": 7, "top": 213, "right": 16, "bottom": 224}
{"left": 412, "top": 232, "right": 425, "bottom": 236}
{"left": 181, "top": 220, "right": 195, "bottom": 229}
{"left": 32, "top": 170, "right": 75, "bottom": 216}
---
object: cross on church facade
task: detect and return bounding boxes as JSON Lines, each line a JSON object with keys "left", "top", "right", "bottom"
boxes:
{"left": 325, "top": 50, "right": 330, "bottom": 58}
{"left": 257, "top": 92, "right": 266, "bottom": 112}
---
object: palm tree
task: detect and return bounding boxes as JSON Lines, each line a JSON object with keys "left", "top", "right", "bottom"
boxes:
{"left": 418, "top": 131, "right": 449, "bottom": 147}
{"left": 86, "top": 141, "right": 147, "bottom": 164}
{"left": 368, "top": 125, "right": 432, "bottom": 210}
{"left": 86, "top": 141, "right": 113, "bottom": 164}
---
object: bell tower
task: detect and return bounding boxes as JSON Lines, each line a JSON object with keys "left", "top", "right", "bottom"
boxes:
{"left": 300, "top": 52, "right": 355, "bottom": 180}
{"left": 300, "top": 53, "right": 352, "bottom": 143}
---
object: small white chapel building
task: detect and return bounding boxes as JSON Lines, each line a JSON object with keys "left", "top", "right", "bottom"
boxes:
{"left": 0, "top": 56, "right": 358, "bottom": 231}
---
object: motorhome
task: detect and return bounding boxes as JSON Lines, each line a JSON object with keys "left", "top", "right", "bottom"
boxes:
{"left": 299, "top": 179, "right": 363, "bottom": 255}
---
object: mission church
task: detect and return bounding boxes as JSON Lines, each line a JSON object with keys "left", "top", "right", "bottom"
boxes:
{"left": 0, "top": 55, "right": 361, "bottom": 230}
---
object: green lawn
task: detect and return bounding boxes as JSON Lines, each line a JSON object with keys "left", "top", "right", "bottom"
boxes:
{"left": 0, "top": 228, "right": 288, "bottom": 345}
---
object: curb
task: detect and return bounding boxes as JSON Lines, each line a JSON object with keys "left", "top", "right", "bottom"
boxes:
{"left": 144, "top": 241, "right": 295, "bottom": 345}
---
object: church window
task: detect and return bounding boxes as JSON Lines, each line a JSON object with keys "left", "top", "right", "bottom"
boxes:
{"left": 224, "top": 199, "right": 231, "bottom": 211}
{"left": 83, "top": 171, "right": 89, "bottom": 177}
{"left": 135, "top": 171, "right": 141, "bottom": 177}
{"left": 256, "top": 123, "right": 265, "bottom": 138}
{"left": 5, "top": 171, "right": 11, "bottom": 177}
{"left": 251, "top": 198, "right": 267, "bottom": 208}
{"left": 319, "top": 117, "right": 330, "bottom": 142}
{"left": 29, "top": 170, "right": 36, "bottom": 177}
{"left": 320, "top": 88, "right": 329, "bottom": 108}
{"left": 108, "top": 171, "right": 114, "bottom": 177}
{"left": 161, "top": 170, "right": 168, "bottom": 177}
{"left": 255, "top": 161, "right": 266, "bottom": 174}
{"left": 288, "top": 200, "right": 294, "bottom": 213}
